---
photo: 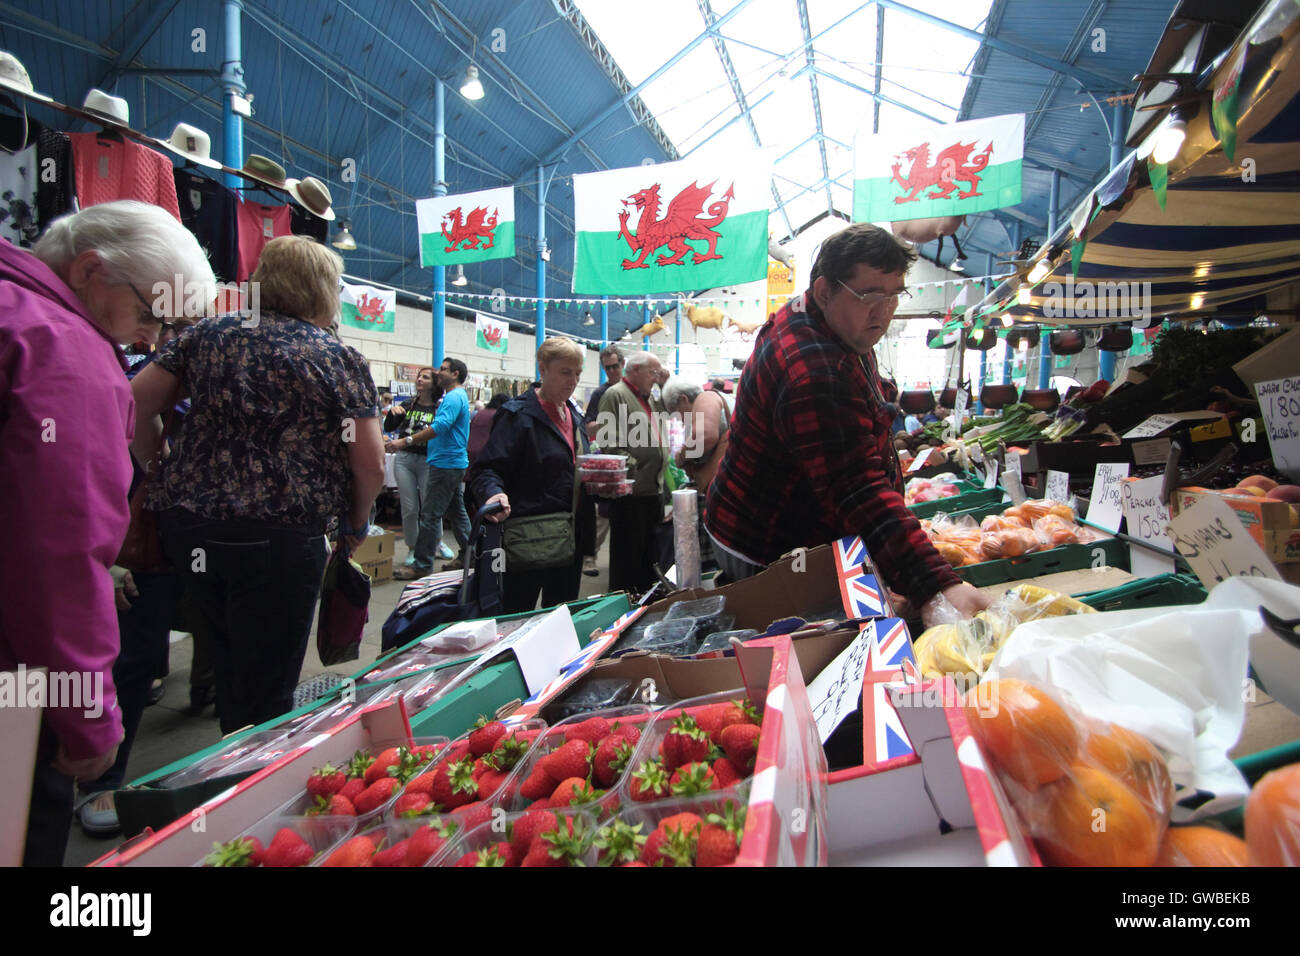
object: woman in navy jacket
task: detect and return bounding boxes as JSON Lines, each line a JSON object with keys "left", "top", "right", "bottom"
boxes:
{"left": 471, "top": 338, "right": 596, "bottom": 612}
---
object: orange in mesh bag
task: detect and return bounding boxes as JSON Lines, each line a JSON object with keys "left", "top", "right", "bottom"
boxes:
{"left": 979, "top": 526, "right": 1039, "bottom": 560}
{"left": 1245, "top": 764, "right": 1300, "bottom": 867}
{"left": 981, "top": 514, "right": 1029, "bottom": 533}
{"left": 1030, "top": 764, "right": 1163, "bottom": 867}
{"left": 1155, "top": 826, "right": 1248, "bottom": 867}
{"left": 1033, "top": 514, "right": 1081, "bottom": 549}
{"left": 1081, "top": 721, "right": 1174, "bottom": 818}
{"left": 1005, "top": 500, "right": 1057, "bottom": 523}
{"left": 963, "top": 679, "right": 1079, "bottom": 790}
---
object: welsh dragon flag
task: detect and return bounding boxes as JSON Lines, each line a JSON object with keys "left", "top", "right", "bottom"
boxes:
{"left": 475, "top": 313, "right": 508, "bottom": 354}
{"left": 571, "top": 155, "right": 771, "bottom": 295}
{"left": 854, "top": 113, "right": 1024, "bottom": 223}
{"left": 416, "top": 186, "right": 515, "bottom": 267}
{"left": 340, "top": 281, "right": 395, "bottom": 333}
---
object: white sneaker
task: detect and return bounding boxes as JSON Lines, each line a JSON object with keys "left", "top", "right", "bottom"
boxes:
{"left": 437, "top": 542, "right": 455, "bottom": 560}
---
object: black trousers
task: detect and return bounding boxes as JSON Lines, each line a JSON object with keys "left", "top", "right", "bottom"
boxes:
{"left": 24, "top": 726, "right": 74, "bottom": 866}
{"left": 502, "top": 550, "right": 584, "bottom": 614}
{"left": 161, "top": 509, "right": 328, "bottom": 736}
{"left": 608, "top": 495, "right": 663, "bottom": 596}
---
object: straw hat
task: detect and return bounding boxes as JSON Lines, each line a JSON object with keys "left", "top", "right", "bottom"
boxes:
{"left": 156, "top": 122, "right": 222, "bottom": 169}
{"left": 285, "top": 176, "right": 336, "bottom": 220}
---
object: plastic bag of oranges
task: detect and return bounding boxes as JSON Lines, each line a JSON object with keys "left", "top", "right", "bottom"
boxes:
{"left": 963, "top": 678, "right": 1177, "bottom": 866}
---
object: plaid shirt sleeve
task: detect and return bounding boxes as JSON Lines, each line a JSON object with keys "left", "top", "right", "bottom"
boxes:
{"left": 773, "top": 347, "right": 961, "bottom": 608}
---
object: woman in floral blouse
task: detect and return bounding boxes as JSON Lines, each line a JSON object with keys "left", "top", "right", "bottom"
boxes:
{"left": 130, "top": 236, "right": 385, "bottom": 734}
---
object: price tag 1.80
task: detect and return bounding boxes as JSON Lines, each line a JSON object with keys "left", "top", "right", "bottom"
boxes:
{"left": 1254, "top": 375, "right": 1300, "bottom": 481}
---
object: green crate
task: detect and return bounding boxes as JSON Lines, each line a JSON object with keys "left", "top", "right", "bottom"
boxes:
{"left": 955, "top": 536, "right": 1131, "bottom": 587}
{"left": 1076, "top": 574, "right": 1207, "bottom": 612}
{"left": 908, "top": 483, "right": 1005, "bottom": 519}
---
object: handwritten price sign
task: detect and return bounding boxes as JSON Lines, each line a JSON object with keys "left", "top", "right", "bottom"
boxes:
{"left": 1255, "top": 376, "right": 1300, "bottom": 481}
{"left": 1168, "top": 494, "right": 1281, "bottom": 588}
{"left": 1085, "top": 462, "right": 1130, "bottom": 533}
{"left": 1120, "top": 476, "right": 1176, "bottom": 576}
{"left": 808, "top": 627, "right": 871, "bottom": 743}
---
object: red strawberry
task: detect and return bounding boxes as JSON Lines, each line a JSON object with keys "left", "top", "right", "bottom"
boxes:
{"left": 697, "top": 804, "right": 746, "bottom": 867}
{"left": 444, "top": 741, "right": 472, "bottom": 764}
{"left": 711, "top": 756, "right": 744, "bottom": 788}
{"left": 476, "top": 767, "right": 510, "bottom": 799}
{"left": 468, "top": 717, "right": 508, "bottom": 756}
{"left": 402, "top": 773, "right": 437, "bottom": 797}
{"left": 692, "top": 705, "right": 727, "bottom": 744}
{"left": 539, "top": 739, "right": 592, "bottom": 782}
{"left": 405, "top": 820, "right": 458, "bottom": 867}
{"left": 563, "top": 716, "right": 610, "bottom": 745}
{"left": 610, "top": 720, "right": 642, "bottom": 745}
{"left": 353, "top": 778, "right": 400, "bottom": 815}
{"left": 511, "top": 810, "right": 558, "bottom": 858}
{"left": 662, "top": 714, "right": 710, "bottom": 771}
{"left": 593, "top": 735, "right": 635, "bottom": 788}
{"left": 345, "top": 749, "right": 375, "bottom": 780}
{"left": 641, "top": 813, "right": 702, "bottom": 866}
{"left": 372, "top": 839, "right": 411, "bottom": 867}
{"left": 549, "top": 777, "right": 600, "bottom": 809}
{"left": 719, "top": 723, "right": 761, "bottom": 773}
{"left": 695, "top": 824, "right": 739, "bottom": 867}
{"left": 365, "top": 747, "right": 403, "bottom": 785}
{"left": 428, "top": 757, "right": 478, "bottom": 810}
{"left": 621, "top": 861, "right": 648, "bottom": 867}
{"left": 202, "top": 835, "right": 263, "bottom": 867}
{"left": 306, "top": 793, "right": 357, "bottom": 817}
{"left": 521, "top": 819, "right": 587, "bottom": 867}
{"left": 306, "top": 764, "right": 346, "bottom": 799}
{"left": 338, "top": 778, "right": 367, "bottom": 803}
{"left": 451, "top": 800, "right": 494, "bottom": 832}
{"left": 526, "top": 798, "right": 552, "bottom": 811}
{"left": 454, "top": 844, "right": 508, "bottom": 867}
{"left": 323, "top": 835, "right": 377, "bottom": 867}
{"left": 593, "top": 819, "right": 646, "bottom": 866}
{"left": 259, "top": 828, "right": 314, "bottom": 868}
{"left": 393, "top": 792, "right": 435, "bottom": 817}
{"left": 519, "top": 767, "right": 557, "bottom": 802}
{"left": 411, "top": 743, "right": 444, "bottom": 760}
{"left": 668, "top": 761, "right": 718, "bottom": 796}
{"left": 484, "top": 734, "right": 531, "bottom": 772}
{"left": 628, "top": 759, "right": 671, "bottom": 802}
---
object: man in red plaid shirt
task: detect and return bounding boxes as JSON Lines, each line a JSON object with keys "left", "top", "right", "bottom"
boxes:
{"left": 704, "top": 224, "right": 990, "bottom": 625}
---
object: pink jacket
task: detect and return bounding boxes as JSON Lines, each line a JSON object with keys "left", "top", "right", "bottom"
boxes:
{"left": 0, "top": 239, "right": 131, "bottom": 759}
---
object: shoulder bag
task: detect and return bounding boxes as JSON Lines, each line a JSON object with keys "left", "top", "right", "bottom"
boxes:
{"left": 501, "top": 412, "right": 581, "bottom": 572}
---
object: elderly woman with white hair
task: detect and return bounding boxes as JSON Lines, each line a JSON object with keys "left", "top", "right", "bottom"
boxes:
{"left": 662, "top": 377, "right": 733, "bottom": 501}
{"left": 0, "top": 200, "right": 215, "bottom": 865}
{"left": 471, "top": 337, "right": 596, "bottom": 612}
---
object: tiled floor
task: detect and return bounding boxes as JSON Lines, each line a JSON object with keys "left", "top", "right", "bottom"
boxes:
{"left": 63, "top": 533, "right": 1300, "bottom": 865}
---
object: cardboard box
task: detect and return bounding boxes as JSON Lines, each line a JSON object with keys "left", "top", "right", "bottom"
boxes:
{"left": 359, "top": 556, "right": 393, "bottom": 583}
{"left": 95, "top": 700, "right": 413, "bottom": 866}
{"left": 826, "top": 680, "right": 1037, "bottom": 866}
{"left": 1232, "top": 325, "right": 1300, "bottom": 394}
{"left": 351, "top": 530, "right": 396, "bottom": 566}
{"left": 1173, "top": 487, "right": 1297, "bottom": 562}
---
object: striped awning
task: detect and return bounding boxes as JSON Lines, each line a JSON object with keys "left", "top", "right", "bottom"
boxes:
{"left": 972, "top": 2, "right": 1300, "bottom": 328}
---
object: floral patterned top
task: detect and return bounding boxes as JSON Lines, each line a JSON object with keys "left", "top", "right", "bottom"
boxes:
{"left": 147, "top": 311, "right": 378, "bottom": 525}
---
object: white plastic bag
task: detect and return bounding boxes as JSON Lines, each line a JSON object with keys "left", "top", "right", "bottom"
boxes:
{"left": 985, "top": 585, "right": 1263, "bottom": 821}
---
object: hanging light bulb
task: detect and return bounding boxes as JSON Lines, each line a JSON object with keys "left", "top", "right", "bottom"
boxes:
{"left": 1000, "top": 313, "right": 1014, "bottom": 328}
{"left": 1027, "top": 259, "right": 1051, "bottom": 284}
{"left": 332, "top": 218, "right": 357, "bottom": 251}
{"left": 452, "top": 265, "right": 468, "bottom": 287}
{"left": 460, "top": 64, "right": 485, "bottom": 100}
{"left": 1152, "top": 112, "right": 1188, "bottom": 165}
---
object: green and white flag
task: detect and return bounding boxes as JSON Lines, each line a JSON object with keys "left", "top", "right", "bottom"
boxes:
{"left": 475, "top": 313, "right": 508, "bottom": 354}
{"left": 571, "top": 154, "right": 771, "bottom": 295}
{"left": 854, "top": 113, "right": 1024, "bottom": 223}
{"left": 416, "top": 186, "right": 515, "bottom": 267}
{"left": 340, "top": 281, "right": 395, "bottom": 333}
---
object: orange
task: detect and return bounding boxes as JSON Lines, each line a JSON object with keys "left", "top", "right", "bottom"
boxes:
{"left": 1244, "top": 764, "right": 1300, "bottom": 867}
{"left": 1155, "top": 826, "right": 1248, "bottom": 867}
{"left": 1083, "top": 722, "right": 1175, "bottom": 818}
{"left": 1034, "top": 765, "right": 1161, "bottom": 867}
{"left": 964, "top": 679, "right": 1079, "bottom": 790}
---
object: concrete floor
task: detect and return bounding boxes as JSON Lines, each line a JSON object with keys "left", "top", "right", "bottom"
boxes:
{"left": 63, "top": 531, "right": 1300, "bottom": 865}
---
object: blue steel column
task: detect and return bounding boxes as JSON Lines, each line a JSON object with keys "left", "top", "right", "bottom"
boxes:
{"left": 642, "top": 300, "right": 650, "bottom": 351}
{"left": 1099, "top": 101, "right": 1127, "bottom": 382}
{"left": 599, "top": 296, "right": 609, "bottom": 384}
{"left": 977, "top": 253, "right": 991, "bottom": 411}
{"left": 674, "top": 301, "right": 681, "bottom": 374}
{"left": 221, "top": 0, "right": 245, "bottom": 189}
{"left": 1002, "top": 224, "right": 1020, "bottom": 385}
{"left": 536, "top": 165, "right": 547, "bottom": 377}
{"left": 1039, "top": 169, "right": 1060, "bottom": 389}
{"left": 432, "top": 78, "right": 446, "bottom": 366}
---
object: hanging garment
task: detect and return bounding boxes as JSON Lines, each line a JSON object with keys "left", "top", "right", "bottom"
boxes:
{"left": 290, "top": 202, "right": 328, "bottom": 243}
{"left": 0, "top": 115, "right": 74, "bottom": 247}
{"left": 175, "top": 168, "right": 239, "bottom": 282}
{"left": 69, "top": 132, "right": 181, "bottom": 220}
{"left": 235, "top": 196, "right": 292, "bottom": 280}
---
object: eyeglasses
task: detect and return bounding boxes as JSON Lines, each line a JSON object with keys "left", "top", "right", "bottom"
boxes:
{"left": 127, "top": 283, "right": 175, "bottom": 334}
{"left": 837, "top": 280, "right": 911, "bottom": 311}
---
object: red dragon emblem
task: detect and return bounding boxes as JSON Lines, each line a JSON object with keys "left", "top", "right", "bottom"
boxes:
{"left": 442, "top": 205, "right": 500, "bottom": 252}
{"left": 616, "top": 180, "right": 735, "bottom": 270}
{"left": 355, "top": 293, "right": 388, "bottom": 323}
{"left": 480, "top": 323, "right": 503, "bottom": 347}
{"left": 890, "top": 140, "right": 994, "bottom": 203}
